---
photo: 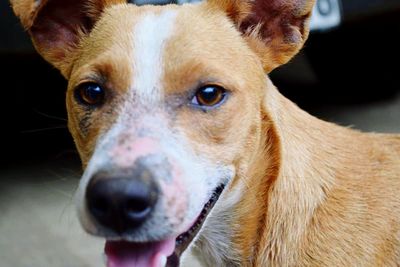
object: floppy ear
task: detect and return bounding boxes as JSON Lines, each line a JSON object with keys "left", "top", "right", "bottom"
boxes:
{"left": 10, "top": 0, "right": 124, "bottom": 77}
{"left": 208, "top": 0, "right": 315, "bottom": 72}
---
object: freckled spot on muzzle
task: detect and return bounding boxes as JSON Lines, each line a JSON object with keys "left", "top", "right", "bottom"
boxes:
{"left": 133, "top": 154, "right": 174, "bottom": 183}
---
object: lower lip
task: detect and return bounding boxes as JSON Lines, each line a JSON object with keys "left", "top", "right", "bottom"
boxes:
{"left": 167, "top": 184, "right": 226, "bottom": 264}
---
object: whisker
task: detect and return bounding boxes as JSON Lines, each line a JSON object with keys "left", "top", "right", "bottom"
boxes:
{"left": 20, "top": 125, "right": 68, "bottom": 134}
{"left": 33, "top": 108, "right": 68, "bottom": 122}
{"left": 45, "top": 169, "right": 80, "bottom": 181}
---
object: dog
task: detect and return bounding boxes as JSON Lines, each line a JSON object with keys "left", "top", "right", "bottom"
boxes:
{"left": 11, "top": 0, "right": 400, "bottom": 266}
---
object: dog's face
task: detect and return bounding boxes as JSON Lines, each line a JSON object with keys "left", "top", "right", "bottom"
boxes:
{"left": 11, "top": 0, "right": 314, "bottom": 266}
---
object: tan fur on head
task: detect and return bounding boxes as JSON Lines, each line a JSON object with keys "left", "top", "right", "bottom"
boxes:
{"left": 10, "top": 0, "right": 43, "bottom": 28}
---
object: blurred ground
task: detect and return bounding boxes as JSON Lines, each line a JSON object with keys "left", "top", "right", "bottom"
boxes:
{"left": 0, "top": 90, "right": 399, "bottom": 267}
{"left": 0, "top": 160, "right": 104, "bottom": 267}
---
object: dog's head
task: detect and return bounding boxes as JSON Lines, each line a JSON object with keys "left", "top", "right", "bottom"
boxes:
{"left": 11, "top": 0, "right": 314, "bottom": 266}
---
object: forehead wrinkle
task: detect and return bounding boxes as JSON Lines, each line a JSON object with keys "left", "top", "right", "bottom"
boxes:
{"left": 132, "top": 9, "right": 178, "bottom": 106}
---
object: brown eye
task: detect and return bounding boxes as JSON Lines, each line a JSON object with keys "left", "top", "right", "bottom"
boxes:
{"left": 192, "top": 85, "right": 227, "bottom": 107}
{"left": 75, "top": 83, "right": 105, "bottom": 107}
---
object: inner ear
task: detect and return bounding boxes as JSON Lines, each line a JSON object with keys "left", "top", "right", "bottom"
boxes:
{"left": 15, "top": 0, "right": 124, "bottom": 77}
{"left": 210, "top": 0, "right": 315, "bottom": 72}
{"left": 31, "top": 0, "right": 93, "bottom": 63}
{"left": 239, "top": 1, "right": 312, "bottom": 43}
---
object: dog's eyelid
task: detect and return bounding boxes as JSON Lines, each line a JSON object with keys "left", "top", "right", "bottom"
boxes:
{"left": 188, "top": 81, "right": 232, "bottom": 96}
{"left": 74, "top": 74, "right": 107, "bottom": 88}
{"left": 71, "top": 68, "right": 110, "bottom": 87}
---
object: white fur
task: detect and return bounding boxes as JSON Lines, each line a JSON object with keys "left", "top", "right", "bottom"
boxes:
{"left": 75, "top": 123, "right": 126, "bottom": 235}
{"left": 34, "top": 0, "right": 42, "bottom": 8}
{"left": 184, "top": 179, "right": 243, "bottom": 267}
{"left": 132, "top": 10, "right": 177, "bottom": 104}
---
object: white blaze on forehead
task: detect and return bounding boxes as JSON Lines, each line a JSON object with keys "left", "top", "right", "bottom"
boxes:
{"left": 132, "top": 10, "right": 177, "bottom": 104}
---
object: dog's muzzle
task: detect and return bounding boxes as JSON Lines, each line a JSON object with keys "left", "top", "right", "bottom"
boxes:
{"left": 78, "top": 134, "right": 229, "bottom": 267}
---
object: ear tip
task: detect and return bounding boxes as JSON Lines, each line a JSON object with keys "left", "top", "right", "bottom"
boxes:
{"left": 10, "top": 0, "right": 41, "bottom": 29}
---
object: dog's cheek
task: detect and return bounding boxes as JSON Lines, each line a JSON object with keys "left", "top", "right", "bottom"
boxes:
{"left": 160, "top": 166, "right": 189, "bottom": 227}
{"left": 66, "top": 105, "right": 101, "bottom": 165}
{"left": 66, "top": 97, "right": 88, "bottom": 160}
{"left": 178, "top": 96, "right": 260, "bottom": 166}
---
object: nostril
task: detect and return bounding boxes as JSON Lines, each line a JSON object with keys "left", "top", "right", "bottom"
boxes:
{"left": 88, "top": 195, "right": 110, "bottom": 220}
{"left": 124, "top": 199, "right": 152, "bottom": 220}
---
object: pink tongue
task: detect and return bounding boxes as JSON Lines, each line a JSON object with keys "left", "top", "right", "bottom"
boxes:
{"left": 105, "top": 239, "right": 175, "bottom": 267}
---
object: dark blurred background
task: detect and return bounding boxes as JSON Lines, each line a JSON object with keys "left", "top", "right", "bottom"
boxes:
{"left": 1, "top": 0, "right": 400, "bottom": 164}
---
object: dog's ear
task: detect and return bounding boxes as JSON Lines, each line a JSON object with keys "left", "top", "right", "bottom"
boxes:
{"left": 10, "top": 0, "right": 124, "bottom": 77}
{"left": 208, "top": 0, "right": 315, "bottom": 72}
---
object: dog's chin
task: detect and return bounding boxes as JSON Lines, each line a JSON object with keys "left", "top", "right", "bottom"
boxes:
{"left": 104, "top": 185, "right": 225, "bottom": 267}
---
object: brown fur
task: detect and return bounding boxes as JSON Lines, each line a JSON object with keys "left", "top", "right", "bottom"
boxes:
{"left": 10, "top": 0, "right": 400, "bottom": 266}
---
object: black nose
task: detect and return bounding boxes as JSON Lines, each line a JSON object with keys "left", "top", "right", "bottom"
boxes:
{"left": 86, "top": 169, "right": 159, "bottom": 234}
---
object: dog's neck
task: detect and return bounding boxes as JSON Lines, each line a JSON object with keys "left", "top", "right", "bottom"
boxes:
{"left": 253, "top": 82, "right": 338, "bottom": 265}
{"left": 192, "top": 79, "right": 350, "bottom": 266}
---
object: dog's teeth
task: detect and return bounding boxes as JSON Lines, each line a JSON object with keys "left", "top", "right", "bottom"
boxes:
{"left": 159, "top": 255, "right": 167, "bottom": 267}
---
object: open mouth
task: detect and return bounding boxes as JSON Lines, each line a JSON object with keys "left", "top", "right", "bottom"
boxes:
{"left": 104, "top": 184, "right": 225, "bottom": 267}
